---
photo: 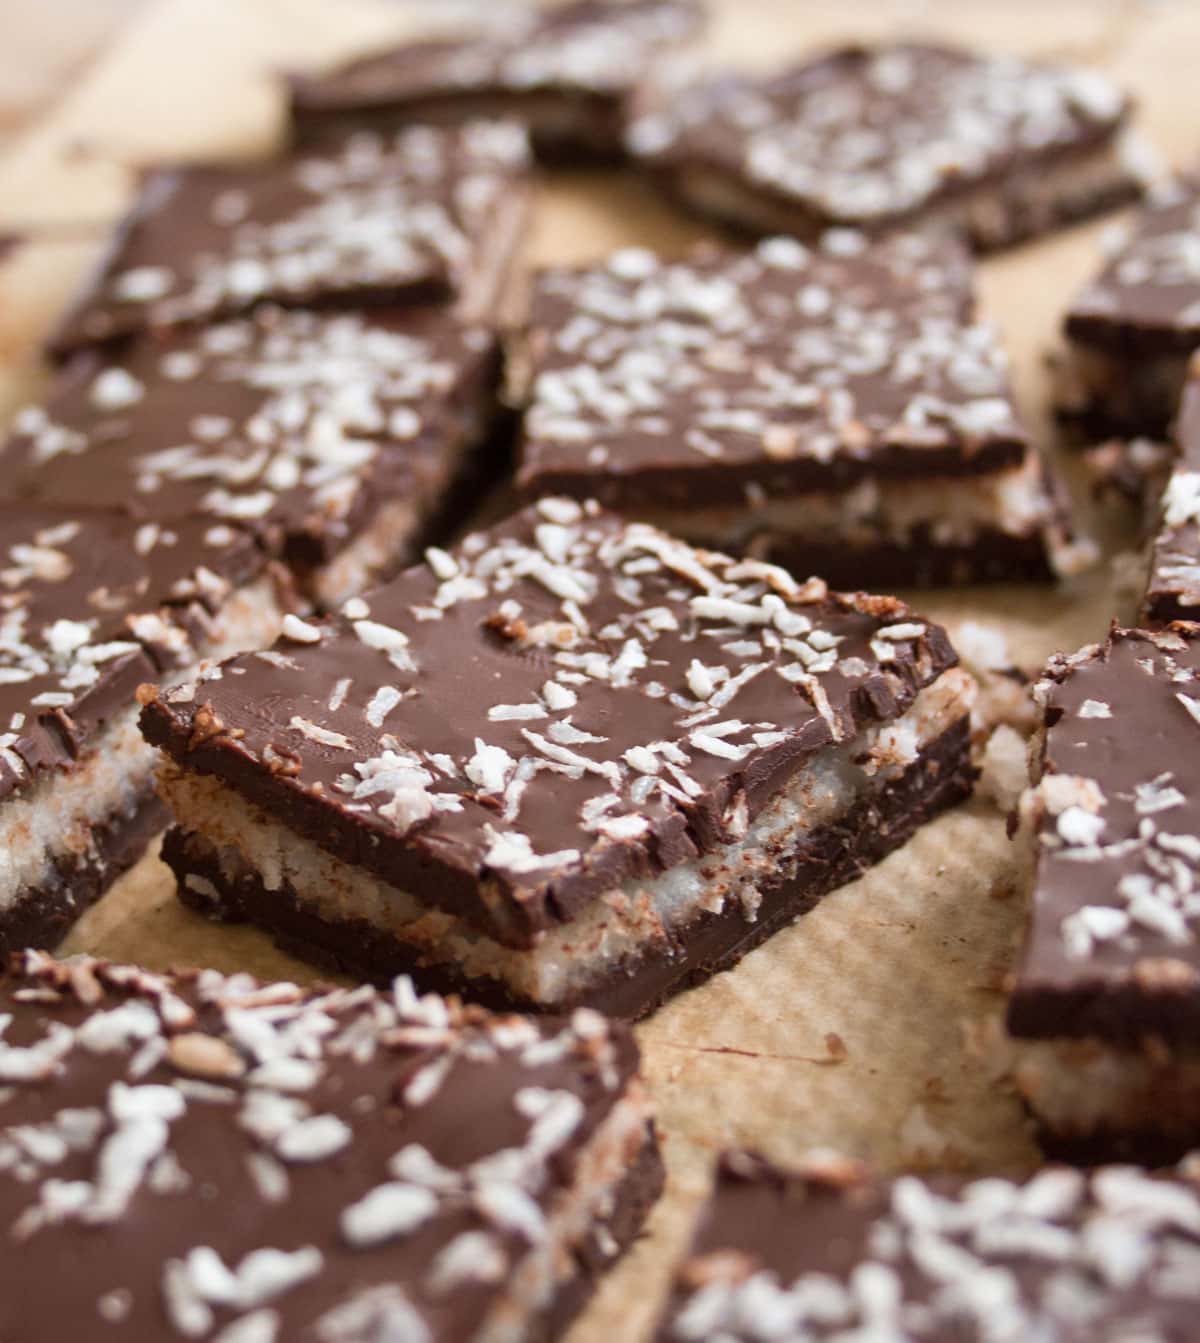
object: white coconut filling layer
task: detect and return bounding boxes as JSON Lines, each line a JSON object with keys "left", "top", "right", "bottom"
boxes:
{"left": 634, "top": 455, "right": 1054, "bottom": 553}
{"left": 479, "top": 1082, "right": 653, "bottom": 1343}
{"left": 160, "top": 667, "right": 973, "bottom": 1005}
{"left": 1011, "top": 1035, "right": 1200, "bottom": 1139}
{"left": 0, "top": 575, "right": 285, "bottom": 919}
{"left": 310, "top": 401, "right": 496, "bottom": 606}
{"left": 311, "top": 496, "right": 420, "bottom": 608}
{"left": 669, "top": 134, "right": 1135, "bottom": 246}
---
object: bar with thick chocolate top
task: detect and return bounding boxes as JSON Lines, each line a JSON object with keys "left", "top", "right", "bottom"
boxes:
{"left": 5, "top": 306, "right": 504, "bottom": 605}
{"left": 514, "top": 233, "right": 1090, "bottom": 589}
{"left": 1142, "top": 369, "right": 1200, "bottom": 625}
{"left": 627, "top": 42, "right": 1141, "bottom": 251}
{"left": 1007, "top": 626, "right": 1200, "bottom": 1161}
{"left": 47, "top": 121, "right": 531, "bottom": 358}
{"left": 0, "top": 503, "right": 287, "bottom": 955}
{"left": 140, "top": 499, "right": 975, "bottom": 1017}
{"left": 289, "top": 0, "right": 703, "bottom": 163}
{"left": 653, "top": 1149, "right": 1200, "bottom": 1341}
{"left": 1057, "top": 181, "right": 1200, "bottom": 442}
{"left": 0, "top": 950, "right": 660, "bottom": 1343}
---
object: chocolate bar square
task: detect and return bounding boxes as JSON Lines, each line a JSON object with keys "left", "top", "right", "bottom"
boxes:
{"left": 8, "top": 306, "right": 503, "bottom": 605}
{"left": 289, "top": 0, "right": 703, "bottom": 163}
{"left": 654, "top": 1150, "right": 1200, "bottom": 1340}
{"left": 0, "top": 951, "right": 660, "bottom": 1343}
{"left": 628, "top": 43, "right": 1139, "bottom": 250}
{"left": 48, "top": 121, "right": 531, "bottom": 357}
{"left": 515, "top": 233, "right": 1089, "bottom": 588}
{"left": 1058, "top": 180, "right": 1200, "bottom": 442}
{"left": 1007, "top": 625, "right": 1200, "bottom": 1162}
{"left": 139, "top": 500, "right": 975, "bottom": 1018}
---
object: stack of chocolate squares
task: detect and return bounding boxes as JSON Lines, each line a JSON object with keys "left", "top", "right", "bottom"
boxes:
{"left": 0, "top": 82, "right": 540, "bottom": 955}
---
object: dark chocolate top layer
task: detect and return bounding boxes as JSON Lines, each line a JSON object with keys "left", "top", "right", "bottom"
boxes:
{"left": 1008, "top": 626, "right": 1200, "bottom": 1043}
{"left": 1066, "top": 180, "right": 1200, "bottom": 355}
{"left": 290, "top": 0, "right": 701, "bottom": 111}
{"left": 141, "top": 500, "right": 958, "bottom": 949}
{"left": 48, "top": 122, "right": 530, "bottom": 356}
{"left": 628, "top": 43, "right": 1130, "bottom": 230}
{"left": 517, "top": 231, "right": 1030, "bottom": 504}
{"left": 0, "top": 951, "right": 640, "bottom": 1343}
{"left": 655, "top": 1150, "right": 1200, "bottom": 1342}
{"left": 5, "top": 307, "right": 497, "bottom": 563}
{"left": 0, "top": 501, "right": 262, "bottom": 804}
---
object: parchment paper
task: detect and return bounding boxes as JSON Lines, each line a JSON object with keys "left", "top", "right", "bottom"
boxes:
{"left": 0, "top": 2, "right": 1196, "bottom": 1337}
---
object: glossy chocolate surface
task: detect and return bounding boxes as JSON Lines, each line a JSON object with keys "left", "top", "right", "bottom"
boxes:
{"left": 0, "top": 952, "right": 643, "bottom": 1343}
{"left": 517, "top": 232, "right": 1029, "bottom": 505}
{"left": 7, "top": 306, "right": 498, "bottom": 564}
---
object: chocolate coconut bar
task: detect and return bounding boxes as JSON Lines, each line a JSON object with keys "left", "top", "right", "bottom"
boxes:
{"left": 139, "top": 500, "right": 976, "bottom": 1018}
{"left": 47, "top": 121, "right": 531, "bottom": 358}
{"left": 654, "top": 1150, "right": 1200, "bottom": 1341}
{"left": 514, "top": 233, "right": 1089, "bottom": 588}
{"left": 627, "top": 42, "right": 1141, "bottom": 251}
{"left": 1142, "top": 376, "right": 1200, "bottom": 625}
{"left": 289, "top": 0, "right": 703, "bottom": 164}
{"left": 0, "top": 504, "right": 287, "bottom": 957}
{"left": 0, "top": 951, "right": 660, "bottom": 1343}
{"left": 1007, "top": 626, "right": 1200, "bottom": 1163}
{"left": 1057, "top": 181, "right": 1200, "bottom": 442}
{"left": 6, "top": 306, "right": 503, "bottom": 606}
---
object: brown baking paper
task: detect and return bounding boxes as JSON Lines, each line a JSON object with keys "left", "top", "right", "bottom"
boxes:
{"left": 1, "top": 1, "right": 1198, "bottom": 1337}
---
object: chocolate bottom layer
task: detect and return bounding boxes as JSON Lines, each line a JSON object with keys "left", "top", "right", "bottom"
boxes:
{"left": 532, "top": 1125, "right": 665, "bottom": 1343}
{"left": 1056, "top": 405, "right": 1176, "bottom": 446}
{"left": 165, "top": 718, "right": 973, "bottom": 1019}
{"left": 0, "top": 789, "right": 167, "bottom": 958}
{"left": 1053, "top": 344, "right": 1189, "bottom": 446}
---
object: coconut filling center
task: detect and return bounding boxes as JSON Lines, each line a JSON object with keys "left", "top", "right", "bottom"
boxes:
{"left": 160, "top": 667, "right": 973, "bottom": 1005}
{"left": 0, "top": 574, "right": 285, "bottom": 915}
{"left": 630, "top": 452, "right": 1055, "bottom": 552}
